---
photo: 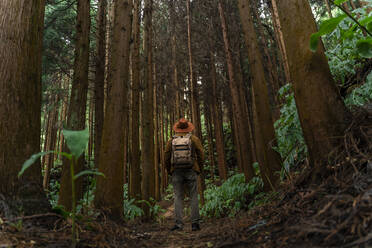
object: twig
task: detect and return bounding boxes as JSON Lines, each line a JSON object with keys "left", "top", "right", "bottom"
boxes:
{"left": 329, "top": 0, "right": 372, "bottom": 37}
{"left": 344, "top": 134, "right": 359, "bottom": 174}
{"left": 3, "top": 213, "right": 60, "bottom": 223}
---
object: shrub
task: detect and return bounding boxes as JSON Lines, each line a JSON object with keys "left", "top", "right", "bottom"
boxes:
{"left": 200, "top": 173, "right": 263, "bottom": 218}
{"left": 274, "top": 84, "right": 308, "bottom": 175}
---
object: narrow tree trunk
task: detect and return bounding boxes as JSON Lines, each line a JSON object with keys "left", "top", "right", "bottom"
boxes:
{"left": 169, "top": 0, "right": 180, "bottom": 119}
{"left": 141, "top": 0, "right": 155, "bottom": 218}
{"left": 94, "top": 0, "right": 132, "bottom": 219}
{"left": 58, "top": 0, "right": 91, "bottom": 211}
{"left": 209, "top": 53, "right": 227, "bottom": 181}
{"left": 270, "top": 0, "right": 291, "bottom": 84}
{"left": 94, "top": 0, "right": 107, "bottom": 167}
{"left": 0, "top": 0, "right": 49, "bottom": 216}
{"left": 154, "top": 64, "right": 160, "bottom": 201}
{"left": 252, "top": 2, "right": 281, "bottom": 121}
{"left": 43, "top": 91, "right": 60, "bottom": 190}
{"left": 205, "top": 101, "right": 216, "bottom": 182}
{"left": 272, "top": 0, "right": 350, "bottom": 176}
{"left": 129, "top": 0, "right": 141, "bottom": 200}
{"left": 218, "top": 1, "right": 255, "bottom": 181}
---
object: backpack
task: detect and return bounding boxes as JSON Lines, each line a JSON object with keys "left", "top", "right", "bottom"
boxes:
{"left": 171, "top": 133, "right": 194, "bottom": 169}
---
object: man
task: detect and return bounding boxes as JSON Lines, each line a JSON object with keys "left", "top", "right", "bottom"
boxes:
{"left": 165, "top": 118, "right": 204, "bottom": 231}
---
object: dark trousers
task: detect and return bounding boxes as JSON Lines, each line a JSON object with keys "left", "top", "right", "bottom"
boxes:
{"left": 172, "top": 169, "right": 200, "bottom": 226}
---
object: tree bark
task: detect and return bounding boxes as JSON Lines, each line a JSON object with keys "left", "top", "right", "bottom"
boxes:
{"left": 218, "top": 1, "right": 255, "bottom": 181}
{"left": 43, "top": 90, "right": 60, "bottom": 190}
{"left": 58, "top": 0, "right": 91, "bottom": 211}
{"left": 141, "top": 0, "right": 155, "bottom": 218}
{"left": 169, "top": 0, "right": 181, "bottom": 119}
{"left": 0, "top": 0, "right": 49, "bottom": 216}
{"left": 94, "top": 0, "right": 107, "bottom": 168}
{"left": 129, "top": 0, "right": 142, "bottom": 200}
{"left": 209, "top": 53, "right": 227, "bottom": 181}
{"left": 238, "top": 0, "right": 282, "bottom": 188}
{"left": 94, "top": 0, "right": 132, "bottom": 219}
{"left": 272, "top": 0, "right": 350, "bottom": 176}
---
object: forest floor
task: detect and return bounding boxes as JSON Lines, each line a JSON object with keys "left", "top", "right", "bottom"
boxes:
{"left": 0, "top": 107, "right": 371, "bottom": 248}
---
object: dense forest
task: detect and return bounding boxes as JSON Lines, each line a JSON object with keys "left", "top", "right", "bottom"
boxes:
{"left": 0, "top": 0, "right": 371, "bottom": 247}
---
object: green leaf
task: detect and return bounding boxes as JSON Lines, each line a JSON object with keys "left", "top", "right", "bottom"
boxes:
{"left": 367, "top": 21, "right": 372, "bottom": 32}
{"left": 19, "top": 151, "right": 54, "bottom": 178}
{"left": 356, "top": 38, "right": 372, "bottom": 58}
{"left": 73, "top": 170, "right": 105, "bottom": 180}
{"left": 310, "top": 14, "right": 347, "bottom": 52}
{"left": 62, "top": 129, "right": 89, "bottom": 158}
{"left": 334, "top": 0, "right": 349, "bottom": 4}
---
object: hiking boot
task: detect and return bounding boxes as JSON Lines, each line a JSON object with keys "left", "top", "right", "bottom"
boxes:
{"left": 170, "top": 225, "right": 183, "bottom": 231}
{"left": 191, "top": 223, "right": 200, "bottom": 231}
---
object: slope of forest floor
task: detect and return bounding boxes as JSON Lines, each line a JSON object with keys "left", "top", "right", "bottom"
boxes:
{"left": 0, "top": 107, "right": 371, "bottom": 248}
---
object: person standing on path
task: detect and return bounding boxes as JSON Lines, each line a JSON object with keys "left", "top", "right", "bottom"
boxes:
{"left": 165, "top": 118, "right": 204, "bottom": 231}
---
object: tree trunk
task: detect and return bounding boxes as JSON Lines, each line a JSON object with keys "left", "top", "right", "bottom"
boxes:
{"left": 272, "top": 0, "right": 350, "bottom": 176}
{"left": 58, "top": 0, "right": 91, "bottom": 211}
{"left": 0, "top": 0, "right": 49, "bottom": 216}
{"left": 154, "top": 64, "right": 160, "bottom": 201}
{"left": 209, "top": 53, "right": 227, "bottom": 181}
{"left": 129, "top": 0, "right": 142, "bottom": 200}
{"left": 218, "top": 1, "right": 255, "bottom": 181}
{"left": 238, "top": 0, "right": 282, "bottom": 188}
{"left": 270, "top": 0, "right": 291, "bottom": 84}
{"left": 141, "top": 0, "right": 155, "bottom": 218}
{"left": 94, "top": 0, "right": 107, "bottom": 168}
{"left": 169, "top": 0, "right": 181, "bottom": 119}
{"left": 43, "top": 91, "right": 60, "bottom": 190}
{"left": 205, "top": 100, "right": 216, "bottom": 182}
{"left": 94, "top": 0, "right": 132, "bottom": 219}
{"left": 251, "top": 2, "right": 281, "bottom": 121}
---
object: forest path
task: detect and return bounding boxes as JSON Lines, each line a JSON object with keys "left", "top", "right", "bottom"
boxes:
{"left": 129, "top": 200, "right": 255, "bottom": 248}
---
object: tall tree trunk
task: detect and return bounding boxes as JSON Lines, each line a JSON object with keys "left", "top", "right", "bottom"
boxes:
{"left": 0, "top": 0, "right": 49, "bottom": 216}
{"left": 58, "top": 0, "right": 91, "bottom": 211}
{"left": 187, "top": 0, "right": 200, "bottom": 138}
{"left": 43, "top": 90, "right": 60, "bottom": 190}
{"left": 218, "top": 1, "right": 255, "bottom": 181}
{"left": 209, "top": 53, "right": 227, "bottom": 181}
{"left": 238, "top": 0, "right": 282, "bottom": 188}
{"left": 141, "top": 0, "right": 155, "bottom": 218}
{"left": 154, "top": 63, "right": 160, "bottom": 201}
{"left": 169, "top": 0, "right": 180, "bottom": 119}
{"left": 94, "top": 0, "right": 107, "bottom": 168}
{"left": 129, "top": 0, "right": 141, "bottom": 200}
{"left": 205, "top": 100, "right": 216, "bottom": 182}
{"left": 252, "top": 2, "right": 281, "bottom": 121}
{"left": 94, "top": 0, "right": 132, "bottom": 219}
{"left": 158, "top": 82, "right": 167, "bottom": 194}
{"left": 270, "top": 0, "right": 291, "bottom": 84}
{"left": 272, "top": 0, "right": 350, "bottom": 176}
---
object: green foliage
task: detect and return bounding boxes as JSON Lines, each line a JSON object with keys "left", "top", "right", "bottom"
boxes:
{"left": 274, "top": 84, "right": 307, "bottom": 174}
{"left": 310, "top": 14, "right": 347, "bottom": 52}
{"left": 200, "top": 173, "right": 263, "bottom": 218}
{"left": 123, "top": 198, "right": 144, "bottom": 220}
{"left": 62, "top": 129, "right": 89, "bottom": 158}
{"left": 345, "top": 71, "right": 372, "bottom": 106}
{"left": 123, "top": 184, "right": 144, "bottom": 220}
{"left": 18, "top": 151, "right": 54, "bottom": 178}
{"left": 311, "top": 3, "right": 372, "bottom": 61}
{"left": 20, "top": 128, "right": 103, "bottom": 247}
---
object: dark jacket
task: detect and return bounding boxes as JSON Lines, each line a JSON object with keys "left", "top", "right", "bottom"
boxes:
{"left": 165, "top": 133, "right": 204, "bottom": 174}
